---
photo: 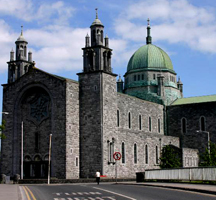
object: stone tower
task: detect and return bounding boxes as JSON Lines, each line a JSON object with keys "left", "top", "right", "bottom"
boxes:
{"left": 7, "top": 26, "right": 33, "bottom": 83}
{"left": 78, "top": 9, "right": 117, "bottom": 178}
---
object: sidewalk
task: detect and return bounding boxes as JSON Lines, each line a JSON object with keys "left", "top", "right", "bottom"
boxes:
{"left": 121, "top": 181, "right": 216, "bottom": 195}
{"left": 0, "top": 184, "right": 20, "bottom": 200}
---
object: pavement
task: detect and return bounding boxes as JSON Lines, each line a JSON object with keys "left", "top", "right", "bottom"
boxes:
{"left": 1, "top": 181, "right": 216, "bottom": 200}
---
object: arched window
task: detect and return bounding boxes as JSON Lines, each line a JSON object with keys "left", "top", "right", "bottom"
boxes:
{"left": 35, "top": 132, "right": 39, "bottom": 151}
{"left": 181, "top": 118, "right": 187, "bottom": 134}
{"left": 134, "top": 75, "right": 136, "bottom": 81}
{"left": 200, "top": 116, "right": 206, "bottom": 131}
{"left": 134, "top": 144, "right": 137, "bottom": 164}
{"left": 158, "top": 119, "right": 161, "bottom": 133}
{"left": 100, "top": 30, "right": 103, "bottom": 43}
{"left": 149, "top": 117, "right": 152, "bottom": 132}
{"left": 138, "top": 75, "right": 140, "bottom": 81}
{"left": 139, "top": 115, "right": 142, "bottom": 130}
{"left": 145, "top": 145, "right": 148, "bottom": 164}
{"left": 156, "top": 146, "right": 159, "bottom": 164}
{"left": 128, "top": 112, "right": 131, "bottom": 129}
{"left": 122, "top": 142, "right": 125, "bottom": 164}
{"left": 117, "top": 110, "right": 120, "bottom": 127}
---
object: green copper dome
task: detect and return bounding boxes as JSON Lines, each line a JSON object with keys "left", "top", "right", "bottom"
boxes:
{"left": 127, "top": 44, "right": 174, "bottom": 72}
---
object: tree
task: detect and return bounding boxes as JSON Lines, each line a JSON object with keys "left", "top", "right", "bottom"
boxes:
{"left": 0, "top": 120, "right": 6, "bottom": 139}
{"left": 199, "top": 142, "right": 216, "bottom": 166}
{"left": 160, "top": 145, "right": 181, "bottom": 169}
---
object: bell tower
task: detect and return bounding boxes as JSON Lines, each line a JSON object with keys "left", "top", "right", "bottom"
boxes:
{"left": 7, "top": 26, "right": 34, "bottom": 83}
{"left": 78, "top": 9, "right": 117, "bottom": 178}
{"left": 82, "top": 8, "right": 112, "bottom": 73}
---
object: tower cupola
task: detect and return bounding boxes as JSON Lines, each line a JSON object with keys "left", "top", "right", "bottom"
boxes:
{"left": 7, "top": 26, "right": 34, "bottom": 83}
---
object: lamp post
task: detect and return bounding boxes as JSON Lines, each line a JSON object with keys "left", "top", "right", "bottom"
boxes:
{"left": 196, "top": 130, "right": 210, "bottom": 154}
{"left": 21, "top": 121, "right": 23, "bottom": 179}
{"left": 48, "top": 134, "right": 52, "bottom": 184}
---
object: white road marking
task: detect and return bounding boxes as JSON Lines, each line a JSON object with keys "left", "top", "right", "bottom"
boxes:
{"left": 72, "top": 193, "right": 77, "bottom": 195}
{"left": 95, "top": 197, "right": 103, "bottom": 199}
{"left": 65, "top": 193, "right": 70, "bottom": 195}
{"left": 95, "top": 192, "right": 101, "bottom": 194}
{"left": 106, "top": 197, "right": 116, "bottom": 200}
{"left": 84, "top": 192, "right": 89, "bottom": 195}
{"left": 93, "top": 187, "right": 136, "bottom": 200}
{"left": 89, "top": 192, "right": 95, "bottom": 194}
{"left": 78, "top": 192, "right": 83, "bottom": 195}
{"left": 67, "top": 198, "right": 73, "bottom": 200}
{"left": 88, "top": 198, "right": 95, "bottom": 200}
{"left": 56, "top": 193, "right": 61, "bottom": 196}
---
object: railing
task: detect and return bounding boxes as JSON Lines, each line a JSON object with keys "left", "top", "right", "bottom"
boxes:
{"left": 145, "top": 167, "right": 216, "bottom": 181}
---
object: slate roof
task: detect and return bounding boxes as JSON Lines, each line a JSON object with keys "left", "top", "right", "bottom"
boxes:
{"left": 171, "top": 95, "right": 216, "bottom": 106}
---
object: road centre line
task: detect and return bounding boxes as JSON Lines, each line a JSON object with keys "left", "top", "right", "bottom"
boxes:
{"left": 93, "top": 187, "right": 136, "bottom": 200}
{"left": 22, "top": 186, "right": 31, "bottom": 200}
{"left": 25, "top": 186, "right": 37, "bottom": 200}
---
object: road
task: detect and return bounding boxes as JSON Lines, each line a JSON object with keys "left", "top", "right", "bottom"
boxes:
{"left": 20, "top": 183, "right": 216, "bottom": 200}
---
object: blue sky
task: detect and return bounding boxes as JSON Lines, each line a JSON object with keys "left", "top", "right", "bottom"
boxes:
{"left": 0, "top": 0, "right": 216, "bottom": 110}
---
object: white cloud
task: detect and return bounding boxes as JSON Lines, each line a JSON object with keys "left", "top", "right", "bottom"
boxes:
{"left": 114, "top": 0, "right": 216, "bottom": 53}
{"left": 0, "top": 0, "right": 75, "bottom": 25}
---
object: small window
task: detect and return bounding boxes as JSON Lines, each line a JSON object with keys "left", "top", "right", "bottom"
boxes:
{"left": 153, "top": 74, "right": 156, "bottom": 80}
{"left": 200, "top": 116, "right": 206, "bottom": 131}
{"left": 139, "top": 115, "right": 142, "bottom": 130}
{"left": 128, "top": 112, "right": 131, "bottom": 129}
{"left": 134, "top": 144, "right": 137, "bottom": 164}
{"left": 94, "top": 85, "right": 97, "bottom": 91}
{"left": 149, "top": 117, "right": 152, "bottom": 132}
{"left": 158, "top": 119, "right": 161, "bottom": 133}
{"left": 156, "top": 146, "right": 159, "bottom": 164}
{"left": 142, "top": 74, "right": 144, "bottom": 80}
{"left": 117, "top": 110, "right": 120, "bottom": 127}
{"left": 122, "top": 142, "right": 125, "bottom": 164}
{"left": 76, "top": 157, "right": 78, "bottom": 166}
{"left": 182, "top": 118, "right": 187, "bottom": 134}
{"left": 145, "top": 145, "right": 148, "bottom": 164}
{"left": 138, "top": 75, "right": 140, "bottom": 81}
{"left": 134, "top": 75, "right": 136, "bottom": 81}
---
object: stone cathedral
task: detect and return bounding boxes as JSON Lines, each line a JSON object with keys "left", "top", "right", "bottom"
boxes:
{"left": 1, "top": 13, "right": 216, "bottom": 179}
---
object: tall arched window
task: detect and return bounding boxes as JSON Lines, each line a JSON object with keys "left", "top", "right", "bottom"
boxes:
{"left": 134, "top": 144, "right": 137, "bottom": 164}
{"left": 145, "top": 145, "right": 148, "bottom": 164}
{"left": 181, "top": 118, "right": 187, "bottom": 134}
{"left": 149, "top": 117, "right": 152, "bottom": 132}
{"left": 128, "top": 112, "right": 131, "bottom": 129}
{"left": 156, "top": 146, "right": 159, "bottom": 164}
{"left": 122, "top": 142, "right": 125, "bottom": 164}
{"left": 200, "top": 116, "right": 206, "bottom": 131}
{"left": 158, "top": 119, "right": 161, "bottom": 133}
{"left": 117, "top": 110, "right": 120, "bottom": 127}
{"left": 139, "top": 115, "right": 142, "bottom": 130}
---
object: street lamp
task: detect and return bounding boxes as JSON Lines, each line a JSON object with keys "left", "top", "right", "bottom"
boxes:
{"left": 196, "top": 130, "right": 210, "bottom": 154}
{"left": 48, "top": 134, "right": 52, "bottom": 184}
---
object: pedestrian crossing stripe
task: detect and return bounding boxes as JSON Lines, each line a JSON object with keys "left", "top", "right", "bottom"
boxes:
{"left": 54, "top": 197, "right": 115, "bottom": 200}
{"left": 55, "top": 192, "right": 102, "bottom": 196}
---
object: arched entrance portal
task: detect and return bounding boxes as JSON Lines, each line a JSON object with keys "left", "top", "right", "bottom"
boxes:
{"left": 19, "top": 86, "right": 52, "bottom": 179}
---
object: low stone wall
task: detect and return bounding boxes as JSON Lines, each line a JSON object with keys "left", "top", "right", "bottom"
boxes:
{"left": 143, "top": 167, "right": 216, "bottom": 181}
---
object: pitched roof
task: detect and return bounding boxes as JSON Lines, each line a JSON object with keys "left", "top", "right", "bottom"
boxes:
{"left": 171, "top": 95, "right": 216, "bottom": 106}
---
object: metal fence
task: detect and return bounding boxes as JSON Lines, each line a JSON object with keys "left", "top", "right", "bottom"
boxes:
{"left": 145, "top": 167, "right": 216, "bottom": 181}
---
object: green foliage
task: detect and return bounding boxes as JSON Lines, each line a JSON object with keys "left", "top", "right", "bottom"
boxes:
{"left": 160, "top": 145, "right": 181, "bottom": 169}
{"left": 0, "top": 120, "right": 6, "bottom": 139}
{"left": 199, "top": 142, "right": 216, "bottom": 166}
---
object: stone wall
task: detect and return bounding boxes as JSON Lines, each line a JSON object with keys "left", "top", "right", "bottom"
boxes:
{"left": 103, "top": 92, "right": 179, "bottom": 178}
{"left": 65, "top": 80, "right": 79, "bottom": 179}
{"left": 167, "top": 101, "right": 216, "bottom": 153}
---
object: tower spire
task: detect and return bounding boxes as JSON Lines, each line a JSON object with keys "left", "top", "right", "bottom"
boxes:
{"left": 146, "top": 18, "right": 152, "bottom": 44}
{"left": 95, "top": 8, "right": 98, "bottom": 19}
{"left": 21, "top": 25, "right": 23, "bottom": 36}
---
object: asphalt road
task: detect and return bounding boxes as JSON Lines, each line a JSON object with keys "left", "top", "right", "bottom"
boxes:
{"left": 21, "top": 183, "right": 216, "bottom": 200}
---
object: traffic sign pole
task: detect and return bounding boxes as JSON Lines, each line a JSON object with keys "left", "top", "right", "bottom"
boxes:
{"left": 113, "top": 152, "right": 122, "bottom": 184}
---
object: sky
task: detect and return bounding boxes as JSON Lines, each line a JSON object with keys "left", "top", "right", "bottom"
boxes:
{"left": 0, "top": 0, "right": 216, "bottom": 112}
